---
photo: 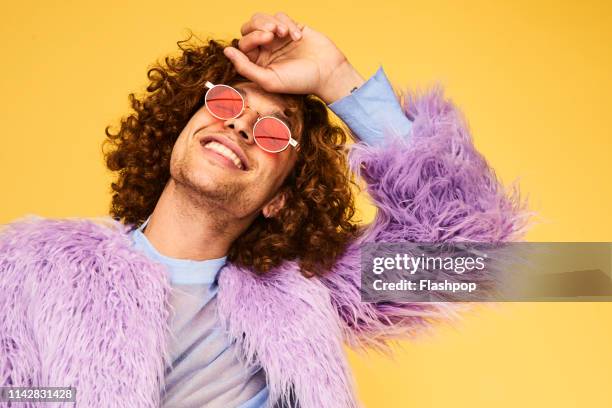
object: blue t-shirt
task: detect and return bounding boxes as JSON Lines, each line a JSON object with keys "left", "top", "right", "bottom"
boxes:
{"left": 130, "top": 218, "right": 269, "bottom": 408}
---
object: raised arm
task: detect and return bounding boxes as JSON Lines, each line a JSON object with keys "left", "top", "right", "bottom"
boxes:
{"left": 322, "top": 66, "right": 531, "bottom": 350}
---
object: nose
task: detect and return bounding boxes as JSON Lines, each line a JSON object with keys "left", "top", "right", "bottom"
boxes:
{"left": 224, "top": 107, "right": 259, "bottom": 144}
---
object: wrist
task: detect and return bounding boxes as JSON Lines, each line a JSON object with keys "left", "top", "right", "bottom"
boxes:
{"left": 316, "top": 61, "right": 365, "bottom": 105}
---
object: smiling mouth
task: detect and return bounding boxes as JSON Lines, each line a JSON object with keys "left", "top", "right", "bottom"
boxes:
{"left": 200, "top": 140, "right": 246, "bottom": 171}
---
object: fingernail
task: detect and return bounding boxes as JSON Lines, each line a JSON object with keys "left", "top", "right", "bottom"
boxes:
{"left": 264, "top": 23, "right": 275, "bottom": 31}
{"left": 224, "top": 48, "right": 235, "bottom": 57}
{"left": 292, "top": 30, "right": 302, "bottom": 40}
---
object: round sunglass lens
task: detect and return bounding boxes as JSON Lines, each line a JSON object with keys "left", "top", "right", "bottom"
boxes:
{"left": 254, "top": 118, "right": 291, "bottom": 152}
{"left": 205, "top": 86, "right": 243, "bottom": 119}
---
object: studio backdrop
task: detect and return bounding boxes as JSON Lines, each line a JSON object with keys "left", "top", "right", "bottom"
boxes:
{"left": 1, "top": 1, "right": 611, "bottom": 407}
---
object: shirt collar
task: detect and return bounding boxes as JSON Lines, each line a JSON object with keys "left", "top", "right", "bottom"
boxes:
{"left": 130, "top": 215, "right": 227, "bottom": 285}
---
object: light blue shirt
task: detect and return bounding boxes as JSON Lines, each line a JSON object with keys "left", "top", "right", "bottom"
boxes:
{"left": 130, "top": 217, "right": 269, "bottom": 408}
{"left": 329, "top": 65, "right": 413, "bottom": 145}
{"left": 128, "top": 67, "right": 410, "bottom": 408}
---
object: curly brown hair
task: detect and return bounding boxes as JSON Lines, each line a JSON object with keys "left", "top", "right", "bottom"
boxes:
{"left": 103, "top": 35, "right": 361, "bottom": 277}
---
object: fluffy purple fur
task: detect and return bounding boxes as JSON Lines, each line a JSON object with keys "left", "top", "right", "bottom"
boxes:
{"left": 0, "top": 86, "right": 530, "bottom": 408}
{"left": 320, "top": 84, "right": 530, "bottom": 352}
{"left": 0, "top": 217, "right": 173, "bottom": 407}
{"left": 217, "top": 263, "right": 359, "bottom": 408}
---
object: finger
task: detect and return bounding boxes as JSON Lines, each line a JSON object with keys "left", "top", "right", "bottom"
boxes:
{"left": 274, "top": 12, "right": 302, "bottom": 41}
{"left": 241, "top": 14, "right": 275, "bottom": 35}
{"left": 241, "top": 13, "right": 289, "bottom": 38}
{"left": 223, "top": 47, "right": 278, "bottom": 91}
{"left": 238, "top": 30, "right": 274, "bottom": 54}
{"left": 245, "top": 48, "right": 260, "bottom": 62}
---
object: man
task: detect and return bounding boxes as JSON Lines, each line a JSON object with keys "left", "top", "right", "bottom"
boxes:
{"left": 0, "top": 12, "right": 528, "bottom": 408}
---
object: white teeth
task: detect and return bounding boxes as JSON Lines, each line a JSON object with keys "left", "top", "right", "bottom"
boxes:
{"left": 203, "top": 141, "right": 244, "bottom": 170}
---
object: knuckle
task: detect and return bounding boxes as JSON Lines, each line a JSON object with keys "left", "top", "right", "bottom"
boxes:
{"left": 252, "top": 15, "right": 266, "bottom": 25}
{"left": 255, "top": 15, "right": 273, "bottom": 28}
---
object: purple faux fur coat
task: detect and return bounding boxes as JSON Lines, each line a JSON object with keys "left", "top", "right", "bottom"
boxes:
{"left": 0, "top": 86, "right": 529, "bottom": 408}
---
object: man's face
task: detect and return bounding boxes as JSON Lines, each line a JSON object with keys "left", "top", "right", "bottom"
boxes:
{"left": 169, "top": 82, "right": 299, "bottom": 219}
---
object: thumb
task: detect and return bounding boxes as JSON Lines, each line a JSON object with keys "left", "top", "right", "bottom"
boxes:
{"left": 223, "top": 46, "right": 276, "bottom": 90}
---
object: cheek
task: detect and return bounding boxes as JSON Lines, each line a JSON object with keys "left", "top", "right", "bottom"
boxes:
{"left": 169, "top": 129, "right": 194, "bottom": 168}
{"left": 169, "top": 134, "right": 187, "bottom": 164}
{"left": 172, "top": 110, "right": 220, "bottom": 158}
{"left": 186, "top": 110, "right": 218, "bottom": 138}
{"left": 256, "top": 154, "right": 295, "bottom": 189}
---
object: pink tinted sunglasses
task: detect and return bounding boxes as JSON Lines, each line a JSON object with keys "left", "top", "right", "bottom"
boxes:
{"left": 204, "top": 81, "right": 298, "bottom": 153}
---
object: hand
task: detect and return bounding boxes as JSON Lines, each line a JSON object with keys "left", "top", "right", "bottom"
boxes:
{"left": 223, "top": 12, "right": 365, "bottom": 104}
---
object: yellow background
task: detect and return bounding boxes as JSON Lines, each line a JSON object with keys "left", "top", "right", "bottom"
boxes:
{"left": 1, "top": 1, "right": 611, "bottom": 407}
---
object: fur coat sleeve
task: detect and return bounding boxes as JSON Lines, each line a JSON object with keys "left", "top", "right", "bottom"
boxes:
{"left": 321, "top": 84, "right": 531, "bottom": 351}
